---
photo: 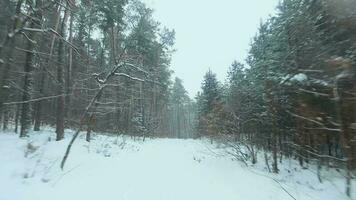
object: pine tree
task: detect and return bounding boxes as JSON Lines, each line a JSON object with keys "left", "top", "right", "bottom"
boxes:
{"left": 170, "top": 77, "right": 190, "bottom": 138}
{"left": 197, "top": 70, "right": 222, "bottom": 137}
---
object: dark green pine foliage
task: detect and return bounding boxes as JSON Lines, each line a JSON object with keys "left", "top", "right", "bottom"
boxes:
{"left": 170, "top": 77, "right": 190, "bottom": 138}
{"left": 197, "top": 1, "right": 356, "bottom": 194}
{"left": 196, "top": 70, "right": 222, "bottom": 137}
{"left": 199, "top": 70, "right": 221, "bottom": 115}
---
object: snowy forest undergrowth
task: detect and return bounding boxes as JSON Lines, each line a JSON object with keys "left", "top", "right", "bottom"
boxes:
{"left": 0, "top": 127, "right": 354, "bottom": 200}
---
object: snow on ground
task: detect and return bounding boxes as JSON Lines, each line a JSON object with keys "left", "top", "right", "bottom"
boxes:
{"left": 0, "top": 128, "right": 354, "bottom": 200}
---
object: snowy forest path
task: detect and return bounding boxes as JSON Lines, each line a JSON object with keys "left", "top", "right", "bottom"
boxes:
{"left": 0, "top": 133, "right": 316, "bottom": 200}
{"left": 47, "top": 138, "right": 293, "bottom": 200}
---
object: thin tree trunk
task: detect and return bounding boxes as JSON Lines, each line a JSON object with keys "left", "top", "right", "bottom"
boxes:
{"left": 177, "top": 105, "right": 181, "bottom": 138}
{"left": 61, "top": 53, "right": 129, "bottom": 169}
{"left": 65, "top": 11, "right": 73, "bottom": 120}
{"left": 14, "top": 104, "right": 20, "bottom": 133}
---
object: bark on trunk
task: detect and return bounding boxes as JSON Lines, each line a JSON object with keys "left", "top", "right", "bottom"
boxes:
{"left": 265, "top": 80, "right": 279, "bottom": 173}
{"left": 65, "top": 11, "right": 73, "bottom": 120}
{"left": 20, "top": 4, "right": 42, "bottom": 137}
{"left": 34, "top": 4, "right": 60, "bottom": 131}
{"left": 56, "top": 8, "right": 68, "bottom": 141}
{"left": 33, "top": 73, "right": 45, "bottom": 131}
{"left": 335, "top": 73, "right": 355, "bottom": 197}
{"left": 0, "top": 0, "right": 24, "bottom": 127}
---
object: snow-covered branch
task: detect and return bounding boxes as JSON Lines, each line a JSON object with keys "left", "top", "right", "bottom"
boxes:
{"left": 114, "top": 73, "right": 145, "bottom": 82}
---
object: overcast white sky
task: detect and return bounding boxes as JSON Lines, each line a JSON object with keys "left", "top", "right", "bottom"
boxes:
{"left": 142, "top": 0, "right": 279, "bottom": 98}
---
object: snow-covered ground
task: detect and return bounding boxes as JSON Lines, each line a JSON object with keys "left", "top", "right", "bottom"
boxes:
{"left": 0, "top": 128, "right": 354, "bottom": 200}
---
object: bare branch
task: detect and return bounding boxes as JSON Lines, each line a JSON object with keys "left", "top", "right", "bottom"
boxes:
{"left": 3, "top": 94, "right": 69, "bottom": 105}
{"left": 21, "top": 27, "right": 79, "bottom": 54}
{"left": 299, "top": 88, "right": 330, "bottom": 97}
{"left": 286, "top": 111, "right": 324, "bottom": 126}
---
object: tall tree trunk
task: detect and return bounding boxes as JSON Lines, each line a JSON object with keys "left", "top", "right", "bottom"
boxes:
{"left": 266, "top": 80, "right": 279, "bottom": 173}
{"left": 65, "top": 11, "right": 73, "bottom": 120}
{"left": 20, "top": 1, "right": 42, "bottom": 137}
{"left": 33, "top": 73, "right": 45, "bottom": 131}
{"left": 14, "top": 104, "right": 20, "bottom": 133}
{"left": 110, "top": 27, "right": 116, "bottom": 65}
{"left": 56, "top": 8, "right": 68, "bottom": 141}
{"left": 86, "top": 115, "right": 94, "bottom": 142}
{"left": 177, "top": 105, "right": 181, "bottom": 138}
{"left": 335, "top": 67, "right": 355, "bottom": 197}
{"left": 33, "top": 4, "right": 60, "bottom": 131}
{"left": 0, "top": 0, "right": 24, "bottom": 129}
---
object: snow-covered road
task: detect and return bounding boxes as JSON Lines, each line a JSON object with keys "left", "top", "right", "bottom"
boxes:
{"left": 0, "top": 129, "right": 353, "bottom": 200}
